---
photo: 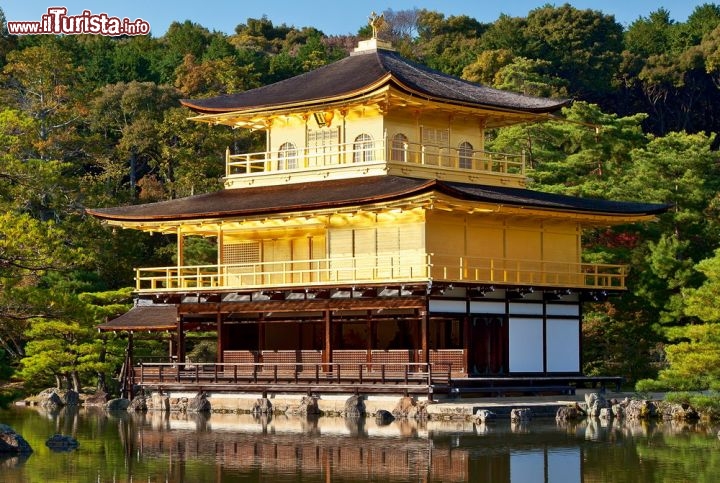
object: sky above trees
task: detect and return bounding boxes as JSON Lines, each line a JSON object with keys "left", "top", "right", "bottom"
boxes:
{"left": 5, "top": 0, "right": 705, "bottom": 37}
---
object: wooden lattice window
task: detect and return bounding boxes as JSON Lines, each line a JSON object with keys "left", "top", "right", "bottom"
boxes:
{"left": 308, "top": 128, "right": 339, "bottom": 146}
{"left": 420, "top": 127, "right": 449, "bottom": 165}
{"left": 391, "top": 133, "right": 408, "bottom": 162}
{"left": 308, "top": 128, "right": 339, "bottom": 166}
{"left": 459, "top": 141, "right": 473, "bottom": 169}
{"left": 353, "top": 134, "right": 374, "bottom": 163}
{"left": 421, "top": 127, "right": 449, "bottom": 147}
{"left": 223, "top": 241, "right": 261, "bottom": 265}
{"left": 278, "top": 142, "right": 298, "bottom": 170}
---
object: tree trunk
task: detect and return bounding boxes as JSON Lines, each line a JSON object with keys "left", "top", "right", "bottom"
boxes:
{"left": 71, "top": 371, "right": 81, "bottom": 392}
{"left": 97, "top": 340, "right": 107, "bottom": 392}
{"left": 96, "top": 373, "right": 107, "bottom": 393}
{"left": 63, "top": 373, "right": 73, "bottom": 391}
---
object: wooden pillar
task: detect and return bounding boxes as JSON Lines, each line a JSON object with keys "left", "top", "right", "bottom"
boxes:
{"left": 366, "top": 310, "right": 373, "bottom": 363}
{"left": 177, "top": 315, "right": 185, "bottom": 363}
{"left": 177, "top": 226, "right": 184, "bottom": 288}
{"left": 120, "top": 331, "right": 135, "bottom": 400}
{"left": 259, "top": 315, "right": 266, "bottom": 352}
{"left": 463, "top": 316, "right": 470, "bottom": 376}
{"left": 216, "top": 313, "right": 223, "bottom": 363}
{"left": 217, "top": 225, "right": 225, "bottom": 286}
{"left": 420, "top": 309, "right": 428, "bottom": 364}
{"left": 127, "top": 331, "right": 134, "bottom": 357}
{"left": 324, "top": 310, "right": 331, "bottom": 364}
{"left": 177, "top": 227, "right": 184, "bottom": 266}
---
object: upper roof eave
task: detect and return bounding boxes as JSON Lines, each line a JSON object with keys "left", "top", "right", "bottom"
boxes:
{"left": 181, "top": 74, "right": 395, "bottom": 117}
{"left": 180, "top": 49, "right": 569, "bottom": 118}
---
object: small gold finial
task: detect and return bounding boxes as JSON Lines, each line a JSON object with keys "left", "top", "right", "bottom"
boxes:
{"left": 369, "top": 11, "right": 384, "bottom": 39}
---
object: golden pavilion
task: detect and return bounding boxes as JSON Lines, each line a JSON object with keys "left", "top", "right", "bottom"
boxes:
{"left": 88, "top": 30, "right": 667, "bottom": 398}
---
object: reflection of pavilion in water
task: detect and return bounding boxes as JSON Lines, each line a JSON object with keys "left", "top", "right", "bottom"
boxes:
{"left": 122, "top": 412, "right": 583, "bottom": 483}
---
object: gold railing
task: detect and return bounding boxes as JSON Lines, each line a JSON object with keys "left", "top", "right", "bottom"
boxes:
{"left": 226, "top": 138, "right": 525, "bottom": 177}
{"left": 135, "top": 254, "right": 429, "bottom": 291}
{"left": 135, "top": 254, "right": 626, "bottom": 292}
{"left": 430, "top": 255, "right": 627, "bottom": 289}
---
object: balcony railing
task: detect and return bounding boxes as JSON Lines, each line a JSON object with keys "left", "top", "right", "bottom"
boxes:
{"left": 135, "top": 254, "right": 626, "bottom": 292}
{"left": 226, "top": 138, "right": 525, "bottom": 178}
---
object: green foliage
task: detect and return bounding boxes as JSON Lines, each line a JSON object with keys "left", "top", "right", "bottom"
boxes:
{"left": 462, "top": 49, "right": 514, "bottom": 85}
{"left": 684, "top": 251, "right": 720, "bottom": 322}
{"left": 610, "top": 132, "right": 720, "bottom": 325}
{"left": 187, "top": 339, "right": 218, "bottom": 363}
{"left": 489, "top": 102, "right": 648, "bottom": 192}
{"left": 638, "top": 249, "right": 720, "bottom": 391}
{"left": 414, "top": 10, "right": 486, "bottom": 76}
{"left": 523, "top": 4, "right": 624, "bottom": 98}
{"left": 477, "top": 14, "right": 527, "bottom": 52}
{"left": 665, "top": 390, "right": 720, "bottom": 407}
{"left": 635, "top": 378, "right": 666, "bottom": 392}
{"left": 625, "top": 9, "right": 677, "bottom": 58}
{"left": 155, "top": 236, "right": 218, "bottom": 266}
{"left": 493, "top": 57, "right": 569, "bottom": 97}
{"left": 2, "top": 4, "right": 720, "bottom": 394}
{"left": 583, "top": 308, "right": 663, "bottom": 383}
{"left": 16, "top": 288, "right": 131, "bottom": 393}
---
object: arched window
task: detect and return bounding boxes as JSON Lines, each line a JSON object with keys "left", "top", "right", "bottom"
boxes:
{"left": 391, "top": 133, "right": 408, "bottom": 162}
{"left": 353, "top": 134, "right": 374, "bottom": 163}
{"left": 278, "top": 142, "right": 298, "bottom": 170}
{"left": 458, "top": 141, "right": 473, "bottom": 169}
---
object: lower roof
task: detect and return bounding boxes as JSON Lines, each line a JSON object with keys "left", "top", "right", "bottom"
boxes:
{"left": 86, "top": 176, "right": 669, "bottom": 223}
{"left": 98, "top": 305, "right": 178, "bottom": 331}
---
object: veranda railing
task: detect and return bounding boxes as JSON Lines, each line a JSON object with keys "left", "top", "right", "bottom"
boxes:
{"left": 135, "top": 254, "right": 626, "bottom": 291}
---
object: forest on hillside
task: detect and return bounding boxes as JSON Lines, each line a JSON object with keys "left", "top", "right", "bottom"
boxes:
{"left": 2, "top": 4, "right": 720, "bottom": 402}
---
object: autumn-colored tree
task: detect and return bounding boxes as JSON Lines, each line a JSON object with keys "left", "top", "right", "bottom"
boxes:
{"left": 462, "top": 49, "right": 515, "bottom": 85}
{"left": 2, "top": 42, "right": 82, "bottom": 159}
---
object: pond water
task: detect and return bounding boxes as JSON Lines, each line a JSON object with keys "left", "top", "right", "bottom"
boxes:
{"left": 1, "top": 405, "right": 719, "bottom": 482}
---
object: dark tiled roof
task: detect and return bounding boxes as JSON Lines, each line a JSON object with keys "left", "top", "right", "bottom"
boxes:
{"left": 97, "top": 305, "right": 177, "bottom": 331}
{"left": 87, "top": 176, "right": 669, "bottom": 222}
{"left": 181, "top": 48, "right": 568, "bottom": 114}
{"left": 437, "top": 182, "right": 670, "bottom": 215}
{"left": 87, "top": 176, "right": 427, "bottom": 221}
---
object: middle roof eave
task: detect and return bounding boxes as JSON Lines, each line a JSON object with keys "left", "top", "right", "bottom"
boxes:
{"left": 85, "top": 176, "right": 435, "bottom": 222}
{"left": 86, "top": 175, "right": 670, "bottom": 224}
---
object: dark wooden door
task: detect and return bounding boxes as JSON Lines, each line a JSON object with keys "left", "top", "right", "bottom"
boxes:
{"left": 469, "top": 316, "right": 508, "bottom": 375}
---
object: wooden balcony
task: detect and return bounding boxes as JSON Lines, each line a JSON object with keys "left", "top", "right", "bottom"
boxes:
{"left": 224, "top": 139, "right": 526, "bottom": 188}
{"left": 134, "top": 254, "right": 627, "bottom": 292}
{"left": 132, "top": 349, "right": 464, "bottom": 396}
{"left": 130, "top": 350, "right": 618, "bottom": 397}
